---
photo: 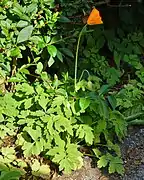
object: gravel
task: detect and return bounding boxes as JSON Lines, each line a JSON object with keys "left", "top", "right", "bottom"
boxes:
{"left": 110, "top": 126, "right": 144, "bottom": 180}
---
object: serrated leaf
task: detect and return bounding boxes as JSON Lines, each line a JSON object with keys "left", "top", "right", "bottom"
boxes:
{"left": 30, "top": 110, "right": 45, "bottom": 117}
{"left": 24, "top": 98, "right": 32, "bottom": 109}
{"left": 23, "top": 142, "right": 33, "bottom": 157}
{"left": 108, "top": 156, "right": 124, "bottom": 175}
{"left": 3, "top": 107, "right": 19, "bottom": 117}
{"left": 32, "top": 141, "right": 43, "bottom": 155}
{"left": 38, "top": 164, "right": 50, "bottom": 175}
{"left": 116, "top": 164, "right": 124, "bottom": 175}
{"left": 0, "top": 114, "right": 4, "bottom": 123}
{"left": 107, "top": 140, "right": 121, "bottom": 156}
{"left": 47, "top": 142, "right": 66, "bottom": 164}
{"left": 66, "top": 144, "right": 80, "bottom": 156}
{"left": 16, "top": 83, "right": 34, "bottom": 95}
{"left": 24, "top": 126, "right": 41, "bottom": 141}
{"left": 47, "top": 45, "right": 57, "bottom": 57}
{"left": 108, "top": 161, "right": 115, "bottom": 173}
{"left": 54, "top": 115, "right": 73, "bottom": 135}
{"left": 17, "top": 25, "right": 33, "bottom": 43}
{"left": 53, "top": 153, "right": 66, "bottom": 164}
{"left": 17, "top": 159, "right": 27, "bottom": 168}
{"left": 59, "top": 158, "right": 72, "bottom": 174}
{"left": 96, "top": 119, "right": 107, "bottom": 133}
{"left": 110, "top": 111, "right": 127, "bottom": 139}
{"left": 52, "top": 96, "right": 65, "bottom": 107}
{"left": 35, "top": 85, "right": 44, "bottom": 95}
{"left": 38, "top": 95, "right": 47, "bottom": 111}
{"left": 64, "top": 107, "right": 72, "bottom": 118}
{"left": 75, "top": 125, "right": 85, "bottom": 138}
{"left": 2, "top": 147, "right": 15, "bottom": 156}
{"left": 84, "top": 126, "right": 94, "bottom": 145}
{"left": 52, "top": 134, "right": 65, "bottom": 149}
{"left": 97, "top": 155, "right": 109, "bottom": 168}
{"left": 57, "top": 143, "right": 83, "bottom": 174}
{"left": 31, "top": 159, "right": 40, "bottom": 172}
{"left": 76, "top": 125, "right": 94, "bottom": 145}
{"left": 47, "top": 147, "right": 64, "bottom": 157}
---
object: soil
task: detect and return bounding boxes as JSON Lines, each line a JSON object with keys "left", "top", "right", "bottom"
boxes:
{"left": 55, "top": 156, "right": 109, "bottom": 180}
{"left": 53, "top": 126, "right": 144, "bottom": 180}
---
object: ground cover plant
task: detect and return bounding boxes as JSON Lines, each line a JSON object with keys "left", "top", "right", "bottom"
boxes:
{"left": 0, "top": 0, "right": 144, "bottom": 179}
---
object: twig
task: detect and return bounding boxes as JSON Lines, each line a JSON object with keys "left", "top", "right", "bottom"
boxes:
{"left": 93, "top": 0, "right": 131, "bottom": 7}
{"left": 94, "top": 0, "right": 110, "bottom": 6}
{"left": 10, "top": 57, "right": 17, "bottom": 92}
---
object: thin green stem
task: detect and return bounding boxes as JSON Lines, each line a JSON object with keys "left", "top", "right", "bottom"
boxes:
{"left": 74, "top": 24, "right": 87, "bottom": 91}
{"left": 79, "top": 69, "right": 90, "bottom": 82}
{"left": 83, "top": 153, "right": 96, "bottom": 158}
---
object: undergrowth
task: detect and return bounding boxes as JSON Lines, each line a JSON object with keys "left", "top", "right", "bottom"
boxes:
{"left": 0, "top": 0, "right": 144, "bottom": 179}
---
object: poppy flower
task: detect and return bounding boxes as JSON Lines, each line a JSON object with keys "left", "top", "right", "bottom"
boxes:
{"left": 87, "top": 8, "right": 103, "bottom": 25}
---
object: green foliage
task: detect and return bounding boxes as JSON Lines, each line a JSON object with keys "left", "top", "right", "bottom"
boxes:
{"left": 115, "top": 81, "right": 144, "bottom": 109}
{"left": 0, "top": 0, "right": 60, "bottom": 82}
{"left": 31, "top": 159, "right": 50, "bottom": 177}
{"left": 1, "top": 0, "right": 144, "bottom": 179}
{"left": 114, "top": 81, "right": 144, "bottom": 125}
{"left": 0, "top": 164, "right": 24, "bottom": 180}
{"left": 47, "top": 142, "right": 83, "bottom": 174}
{"left": 0, "top": 75, "right": 127, "bottom": 176}
{"left": 97, "top": 154, "right": 124, "bottom": 175}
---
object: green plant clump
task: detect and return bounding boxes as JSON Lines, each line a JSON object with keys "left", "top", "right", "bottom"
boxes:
{"left": 1, "top": 0, "right": 144, "bottom": 179}
{"left": 0, "top": 73, "right": 127, "bottom": 176}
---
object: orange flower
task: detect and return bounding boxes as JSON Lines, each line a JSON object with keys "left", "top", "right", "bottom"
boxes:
{"left": 87, "top": 8, "right": 103, "bottom": 25}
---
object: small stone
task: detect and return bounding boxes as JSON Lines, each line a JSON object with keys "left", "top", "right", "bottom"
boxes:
{"left": 100, "top": 175, "right": 109, "bottom": 180}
